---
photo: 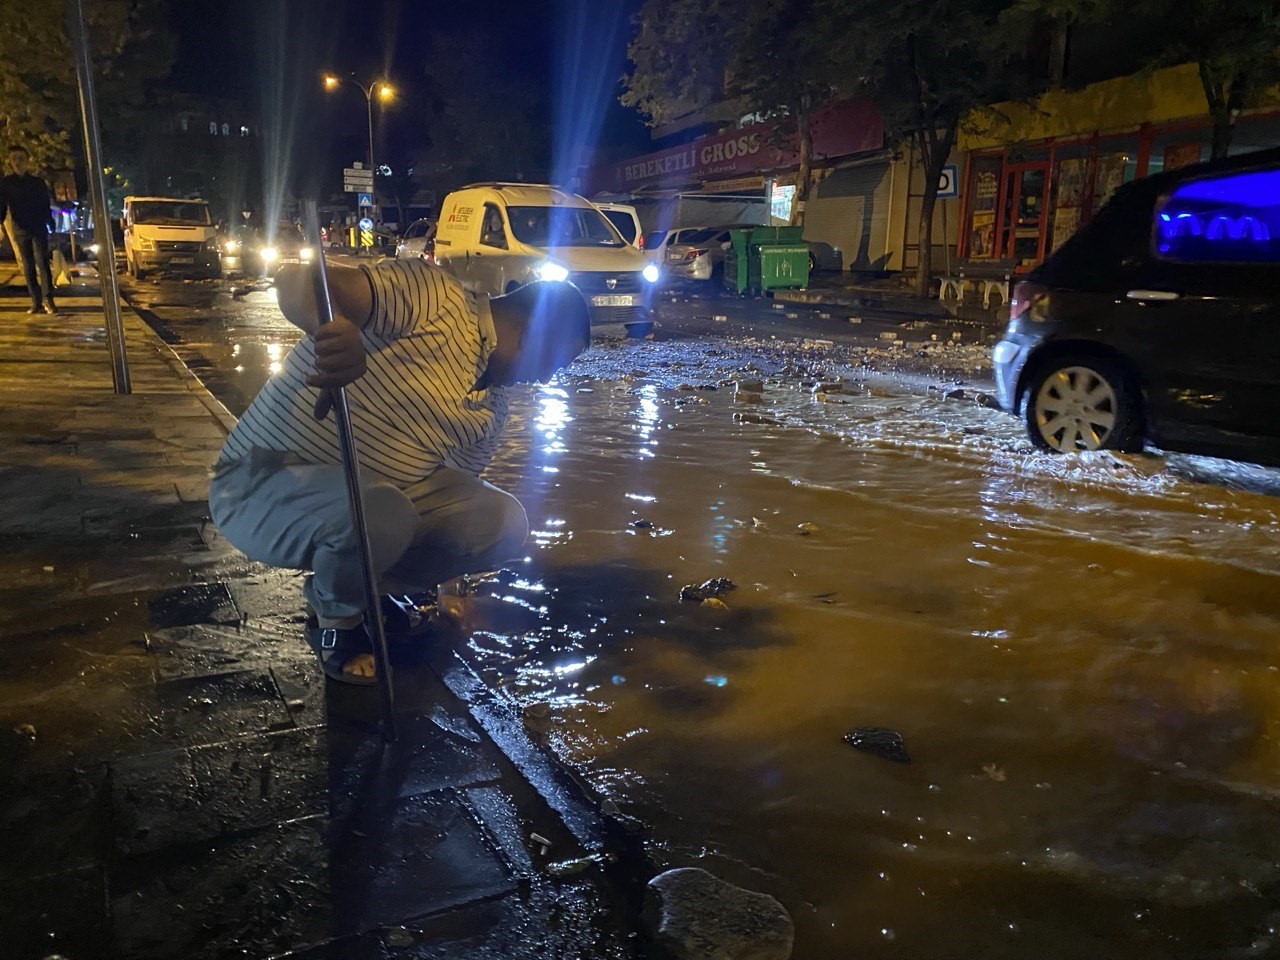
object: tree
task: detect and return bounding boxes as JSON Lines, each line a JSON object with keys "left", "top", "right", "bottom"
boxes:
{"left": 418, "top": 29, "right": 550, "bottom": 197}
{"left": 827, "top": 0, "right": 1025, "bottom": 296}
{"left": 622, "top": 0, "right": 845, "bottom": 226}
{"left": 1150, "top": 0, "right": 1279, "bottom": 158}
{"left": 0, "top": 0, "right": 173, "bottom": 176}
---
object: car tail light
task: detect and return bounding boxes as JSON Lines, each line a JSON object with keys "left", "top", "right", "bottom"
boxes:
{"left": 1009, "top": 281, "right": 1049, "bottom": 322}
{"left": 637, "top": 234, "right": 644, "bottom": 250}
{"left": 683, "top": 248, "right": 709, "bottom": 261}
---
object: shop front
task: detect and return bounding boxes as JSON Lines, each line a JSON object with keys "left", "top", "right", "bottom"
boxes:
{"left": 956, "top": 67, "right": 1280, "bottom": 271}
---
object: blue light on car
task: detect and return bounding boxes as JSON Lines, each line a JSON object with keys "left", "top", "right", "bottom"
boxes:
{"left": 1157, "top": 169, "right": 1278, "bottom": 259}
{"left": 1169, "top": 169, "right": 1280, "bottom": 206}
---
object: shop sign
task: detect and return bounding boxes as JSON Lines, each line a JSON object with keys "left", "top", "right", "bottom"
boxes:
{"left": 592, "top": 99, "right": 883, "bottom": 194}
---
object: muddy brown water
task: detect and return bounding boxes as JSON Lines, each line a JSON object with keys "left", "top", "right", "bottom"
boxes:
{"left": 460, "top": 379, "right": 1280, "bottom": 959}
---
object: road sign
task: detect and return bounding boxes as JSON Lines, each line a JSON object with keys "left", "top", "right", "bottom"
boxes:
{"left": 937, "top": 164, "right": 960, "bottom": 199}
{"left": 358, "top": 193, "right": 373, "bottom": 207}
{"left": 343, "top": 166, "right": 373, "bottom": 181}
{"left": 358, "top": 217, "right": 373, "bottom": 232}
{"left": 344, "top": 166, "right": 373, "bottom": 194}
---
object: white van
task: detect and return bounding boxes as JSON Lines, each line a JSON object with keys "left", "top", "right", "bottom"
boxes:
{"left": 435, "top": 184, "right": 661, "bottom": 333}
{"left": 122, "top": 196, "right": 220, "bottom": 279}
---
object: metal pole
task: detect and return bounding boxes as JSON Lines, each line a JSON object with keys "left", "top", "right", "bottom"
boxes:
{"left": 365, "top": 88, "right": 376, "bottom": 234}
{"left": 302, "top": 199, "right": 397, "bottom": 743}
{"left": 67, "top": 0, "right": 130, "bottom": 394}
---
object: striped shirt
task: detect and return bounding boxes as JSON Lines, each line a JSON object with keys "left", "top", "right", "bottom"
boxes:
{"left": 219, "top": 259, "right": 508, "bottom": 486}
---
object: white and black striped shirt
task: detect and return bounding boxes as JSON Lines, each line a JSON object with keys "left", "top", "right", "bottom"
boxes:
{"left": 219, "top": 260, "right": 508, "bottom": 486}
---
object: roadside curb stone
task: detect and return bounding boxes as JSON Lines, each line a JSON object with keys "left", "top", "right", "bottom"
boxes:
{"left": 645, "top": 867, "right": 794, "bottom": 960}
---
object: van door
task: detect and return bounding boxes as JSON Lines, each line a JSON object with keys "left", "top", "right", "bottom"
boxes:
{"left": 474, "top": 203, "right": 512, "bottom": 295}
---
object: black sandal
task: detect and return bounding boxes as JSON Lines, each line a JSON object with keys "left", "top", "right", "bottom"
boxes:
{"left": 304, "top": 623, "right": 377, "bottom": 686}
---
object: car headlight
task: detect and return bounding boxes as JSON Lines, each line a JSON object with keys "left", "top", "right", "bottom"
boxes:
{"left": 642, "top": 264, "right": 660, "bottom": 283}
{"left": 537, "top": 262, "right": 569, "bottom": 283}
{"left": 299, "top": 247, "right": 314, "bottom": 261}
{"left": 138, "top": 236, "right": 155, "bottom": 251}
{"left": 260, "top": 246, "right": 278, "bottom": 263}
{"left": 204, "top": 237, "right": 220, "bottom": 252}
{"left": 85, "top": 243, "right": 99, "bottom": 256}
{"left": 223, "top": 239, "right": 239, "bottom": 253}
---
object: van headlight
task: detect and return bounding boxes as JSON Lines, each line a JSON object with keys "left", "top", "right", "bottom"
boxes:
{"left": 300, "top": 247, "right": 314, "bottom": 261}
{"left": 537, "top": 262, "right": 569, "bottom": 283}
{"left": 260, "top": 246, "right": 278, "bottom": 264}
{"left": 223, "top": 239, "right": 239, "bottom": 253}
{"left": 138, "top": 236, "right": 155, "bottom": 251}
{"left": 642, "top": 264, "right": 660, "bottom": 283}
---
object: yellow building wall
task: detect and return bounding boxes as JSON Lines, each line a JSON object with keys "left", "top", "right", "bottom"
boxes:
{"left": 959, "top": 62, "right": 1280, "bottom": 150}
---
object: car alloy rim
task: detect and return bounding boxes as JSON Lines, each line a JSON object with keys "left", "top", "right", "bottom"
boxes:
{"left": 1034, "top": 365, "right": 1117, "bottom": 451}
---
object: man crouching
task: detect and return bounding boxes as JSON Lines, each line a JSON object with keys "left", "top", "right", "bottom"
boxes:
{"left": 210, "top": 258, "right": 590, "bottom": 684}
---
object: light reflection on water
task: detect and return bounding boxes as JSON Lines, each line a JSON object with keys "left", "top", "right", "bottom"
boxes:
{"left": 470, "top": 378, "right": 1280, "bottom": 959}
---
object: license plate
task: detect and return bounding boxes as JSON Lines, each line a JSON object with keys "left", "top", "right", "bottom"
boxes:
{"left": 170, "top": 256, "right": 194, "bottom": 264}
{"left": 591, "top": 294, "right": 635, "bottom": 307}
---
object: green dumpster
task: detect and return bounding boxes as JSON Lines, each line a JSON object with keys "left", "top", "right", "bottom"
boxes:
{"left": 722, "top": 226, "right": 810, "bottom": 295}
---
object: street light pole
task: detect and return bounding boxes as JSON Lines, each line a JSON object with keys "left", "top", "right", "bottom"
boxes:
{"left": 324, "top": 74, "right": 393, "bottom": 236}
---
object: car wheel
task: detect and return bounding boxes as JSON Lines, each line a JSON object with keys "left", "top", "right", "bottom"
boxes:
{"left": 1022, "top": 354, "right": 1143, "bottom": 454}
{"left": 808, "top": 253, "right": 817, "bottom": 274}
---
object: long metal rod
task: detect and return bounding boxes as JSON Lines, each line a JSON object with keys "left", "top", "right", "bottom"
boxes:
{"left": 67, "top": 0, "right": 130, "bottom": 394}
{"left": 302, "top": 200, "right": 397, "bottom": 742}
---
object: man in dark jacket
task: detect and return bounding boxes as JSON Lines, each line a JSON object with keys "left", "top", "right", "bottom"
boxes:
{"left": 0, "top": 146, "right": 57, "bottom": 314}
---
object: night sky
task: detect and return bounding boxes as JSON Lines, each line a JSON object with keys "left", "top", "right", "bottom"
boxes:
{"left": 165, "top": 0, "right": 651, "bottom": 196}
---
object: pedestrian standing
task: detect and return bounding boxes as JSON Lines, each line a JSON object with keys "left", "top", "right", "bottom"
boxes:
{"left": 0, "top": 146, "right": 57, "bottom": 314}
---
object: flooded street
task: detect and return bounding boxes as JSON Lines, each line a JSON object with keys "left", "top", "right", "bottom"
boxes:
{"left": 132, "top": 277, "right": 1280, "bottom": 958}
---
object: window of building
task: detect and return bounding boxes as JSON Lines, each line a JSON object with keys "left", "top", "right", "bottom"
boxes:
{"left": 209, "top": 121, "right": 218, "bottom": 135}
{"left": 180, "top": 116, "right": 188, "bottom": 132}
{"left": 221, "top": 123, "right": 230, "bottom": 136}
{"left": 240, "top": 125, "right": 250, "bottom": 137}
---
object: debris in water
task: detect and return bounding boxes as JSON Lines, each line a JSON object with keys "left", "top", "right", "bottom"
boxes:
{"left": 680, "top": 578, "right": 736, "bottom": 603}
{"left": 547, "top": 856, "right": 598, "bottom": 877}
{"left": 980, "top": 762, "right": 1006, "bottom": 782}
{"left": 701, "top": 597, "right": 729, "bottom": 610}
{"left": 630, "top": 519, "right": 655, "bottom": 530}
{"left": 844, "top": 727, "right": 910, "bottom": 763}
{"left": 530, "top": 831, "right": 552, "bottom": 856}
{"left": 384, "top": 927, "right": 417, "bottom": 948}
{"left": 13, "top": 723, "right": 36, "bottom": 740}
{"left": 42, "top": 565, "right": 54, "bottom": 572}
{"left": 796, "top": 522, "right": 821, "bottom": 536}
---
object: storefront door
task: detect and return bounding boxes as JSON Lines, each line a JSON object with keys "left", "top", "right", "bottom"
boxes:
{"left": 997, "top": 161, "right": 1051, "bottom": 269}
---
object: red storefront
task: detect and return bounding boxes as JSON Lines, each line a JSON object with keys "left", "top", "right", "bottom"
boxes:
{"left": 957, "top": 109, "right": 1280, "bottom": 271}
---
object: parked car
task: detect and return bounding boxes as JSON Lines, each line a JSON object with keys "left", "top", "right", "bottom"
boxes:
{"left": 396, "top": 218, "right": 437, "bottom": 261}
{"left": 806, "top": 240, "right": 843, "bottom": 273}
{"left": 122, "top": 196, "right": 220, "bottom": 279}
{"left": 643, "top": 226, "right": 724, "bottom": 268}
{"left": 664, "top": 225, "right": 753, "bottom": 282}
{"left": 594, "top": 202, "right": 644, "bottom": 250}
{"left": 993, "top": 147, "right": 1280, "bottom": 466}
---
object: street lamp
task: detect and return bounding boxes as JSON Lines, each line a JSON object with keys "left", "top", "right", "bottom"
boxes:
{"left": 322, "top": 73, "right": 395, "bottom": 221}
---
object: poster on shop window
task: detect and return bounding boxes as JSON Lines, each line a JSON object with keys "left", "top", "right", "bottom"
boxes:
{"left": 1094, "top": 154, "right": 1130, "bottom": 210}
{"left": 1049, "top": 158, "right": 1088, "bottom": 252}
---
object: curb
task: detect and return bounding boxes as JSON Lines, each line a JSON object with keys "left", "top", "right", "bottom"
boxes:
{"left": 121, "top": 302, "right": 239, "bottom": 436}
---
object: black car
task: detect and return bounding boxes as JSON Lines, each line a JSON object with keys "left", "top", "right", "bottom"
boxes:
{"left": 994, "top": 147, "right": 1280, "bottom": 466}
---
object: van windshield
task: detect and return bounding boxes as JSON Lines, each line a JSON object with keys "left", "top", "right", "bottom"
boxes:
{"left": 507, "top": 206, "right": 623, "bottom": 247}
{"left": 131, "top": 201, "right": 212, "bottom": 226}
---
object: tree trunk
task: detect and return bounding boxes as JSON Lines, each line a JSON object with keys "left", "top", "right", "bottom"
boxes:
{"left": 1048, "top": 19, "right": 1069, "bottom": 88}
{"left": 913, "top": 121, "right": 957, "bottom": 299}
{"left": 1198, "top": 61, "right": 1235, "bottom": 159}
{"left": 790, "top": 107, "right": 813, "bottom": 227}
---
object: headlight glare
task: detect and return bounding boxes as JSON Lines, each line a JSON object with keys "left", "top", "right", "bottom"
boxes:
{"left": 537, "top": 262, "right": 569, "bottom": 283}
{"left": 260, "top": 247, "right": 278, "bottom": 263}
{"left": 642, "top": 264, "right": 660, "bottom": 283}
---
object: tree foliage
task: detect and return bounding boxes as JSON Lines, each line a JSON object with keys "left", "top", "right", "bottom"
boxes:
{"left": 417, "top": 29, "right": 550, "bottom": 196}
{"left": 825, "top": 0, "right": 1024, "bottom": 294}
{"left": 0, "top": 0, "right": 173, "bottom": 176}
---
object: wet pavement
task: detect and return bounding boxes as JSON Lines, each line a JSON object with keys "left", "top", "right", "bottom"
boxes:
{"left": 0, "top": 278, "right": 640, "bottom": 959}
{"left": 67, "top": 272, "right": 1280, "bottom": 958}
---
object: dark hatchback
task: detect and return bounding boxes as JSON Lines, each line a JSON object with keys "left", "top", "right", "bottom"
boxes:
{"left": 994, "top": 147, "right": 1280, "bottom": 466}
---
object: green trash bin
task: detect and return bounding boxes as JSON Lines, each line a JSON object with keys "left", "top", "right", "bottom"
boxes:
{"left": 722, "top": 229, "right": 751, "bottom": 295}
{"left": 748, "top": 226, "right": 809, "bottom": 292}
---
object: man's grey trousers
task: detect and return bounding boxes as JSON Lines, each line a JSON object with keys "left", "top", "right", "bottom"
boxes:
{"left": 210, "top": 451, "right": 528, "bottom": 626}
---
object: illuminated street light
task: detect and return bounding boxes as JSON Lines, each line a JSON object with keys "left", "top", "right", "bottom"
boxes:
{"left": 322, "top": 72, "right": 396, "bottom": 225}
